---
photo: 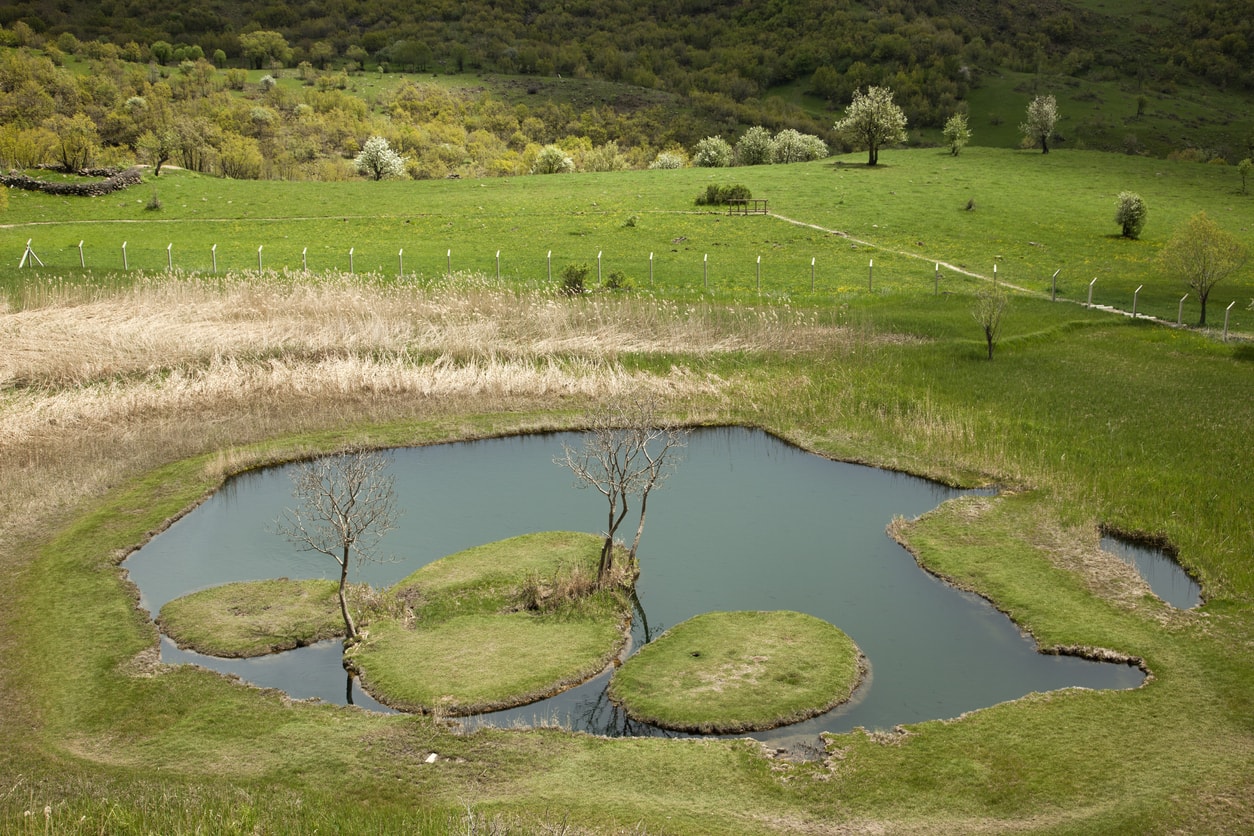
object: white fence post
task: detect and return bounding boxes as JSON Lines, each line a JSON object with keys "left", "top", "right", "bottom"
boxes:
{"left": 78, "top": 240, "right": 85, "bottom": 269}
{"left": 211, "top": 244, "right": 217, "bottom": 274}
{"left": 167, "top": 243, "right": 173, "bottom": 272}
{"left": 122, "top": 241, "right": 128, "bottom": 270}
{"left": 1087, "top": 277, "right": 1097, "bottom": 308}
{"left": 1223, "top": 300, "right": 1236, "bottom": 341}
{"left": 1132, "top": 285, "right": 1143, "bottom": 319}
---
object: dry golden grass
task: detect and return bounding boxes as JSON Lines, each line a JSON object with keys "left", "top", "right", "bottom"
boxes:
{"left": 0, "top": 271, "right": 866, "bottom": 548}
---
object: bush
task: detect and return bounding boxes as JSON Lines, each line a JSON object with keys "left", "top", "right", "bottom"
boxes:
{"left": 695, "top": 184, "right": 752, "bottom": 206}
{"left": 1114, "top": 191, "right": 1147, "bottom": 239}
{"left": 560, "top": 263, "right": 589, "bottom": 295}
{"left": 604, "top": 270, "right": 632, "bottom": 291}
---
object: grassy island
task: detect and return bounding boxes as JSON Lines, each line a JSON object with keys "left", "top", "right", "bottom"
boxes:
{"left": 347, "top": 531, "right": 633, "bottom": 715}
{"left": 609, "top": 610, "right": 865, "bottom": 733}
{"left": 156, "top": 578, "right": 342, "bottom": 658}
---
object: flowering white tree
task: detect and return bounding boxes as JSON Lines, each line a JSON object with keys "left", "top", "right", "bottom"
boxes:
{"left": 1020, "top": 95, "right": 1059, "bottom": 154}
{"left": 834, "top": 86, "right": 907, "bottom": 166}
{"left": 771, "top": 129, "right": 828, "bottom": 163}
{"left": 531, "top": 144, "right": 574, "bottom": 174}
{"left": 692, "top": 135, "right": 733, "bottom": 167}
{"left": 648, "top": 150, "right": 686, "bottom": 170}
{"left": 734, "top": 126, "right": 774, "bottom": 166}
{"left": 943, "top": 112, "right": 971, "bottom": 156}
{"left": 354, "top": 135, "right": 406, "bottom": 180}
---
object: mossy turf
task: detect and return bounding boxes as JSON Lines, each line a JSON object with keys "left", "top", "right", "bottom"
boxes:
{"left": 609, "top": 610, "right": 865, "bottom": 733}
{"left": 156, "top": 578, "right": 342, "bottom": 658}
{"left": 347, "top": 532, "right": 632, "bottom": 714}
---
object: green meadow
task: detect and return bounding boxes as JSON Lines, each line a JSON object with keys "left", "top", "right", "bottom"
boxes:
{"left": 5, "top": 147, "right": 1251, "bottom": 326}
{"left": 1, "top": 147, "right": 1252, "bottom": 832}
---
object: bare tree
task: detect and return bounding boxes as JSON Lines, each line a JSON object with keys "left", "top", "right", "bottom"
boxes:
{"left": 556, "top": 397, "right": 688, "bottom": 587}
{"left": 971, "top": 288, "right": 1008, "bottom": 360}
{"left": 276, "top": 449, "right": 400, "bottom": 642}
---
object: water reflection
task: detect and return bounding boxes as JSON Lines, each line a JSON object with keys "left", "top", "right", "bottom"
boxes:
{"left": 127, "top": 428, "right": 1144, "bottom": 745}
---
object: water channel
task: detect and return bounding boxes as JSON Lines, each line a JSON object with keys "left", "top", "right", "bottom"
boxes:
{"left": 125, "top": 428, "right": 1144, "bottom": 747}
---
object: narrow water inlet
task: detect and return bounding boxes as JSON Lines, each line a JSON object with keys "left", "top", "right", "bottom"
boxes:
{"left": 1100, "top": 534, "right": 1202, "bottom": 609}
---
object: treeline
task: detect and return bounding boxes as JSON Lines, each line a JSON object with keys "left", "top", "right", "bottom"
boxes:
{"left": 7, "top": 0, "right": 1241, "bottom": 133}
{"left": 0, "top": 42, "right": 825, "bottom": 181}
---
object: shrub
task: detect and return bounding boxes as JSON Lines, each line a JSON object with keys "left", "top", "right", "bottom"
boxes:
{"left": 560, "top": 263, "right": 589, "bottom": 295}
{"left": 604, "top": 270, "right": 632, "bottom": 291}
{"left": 695, "top": 184, "right": 752, "bottom": 206}
{"left": 1114, "top": 191, "right": 1147, "bottom": 239}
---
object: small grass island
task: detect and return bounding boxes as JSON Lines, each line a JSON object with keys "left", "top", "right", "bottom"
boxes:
{"left": 157, "top": 578, "right": 343, "bottom": 658}
{"left": 347, "top": 531, "right": 634, "bottom": 715}
{"left": 156, "top": 532, "right": 633, "bottom": 715}
{"left": 609, "top": 610, "right": 866, "bottom": 734}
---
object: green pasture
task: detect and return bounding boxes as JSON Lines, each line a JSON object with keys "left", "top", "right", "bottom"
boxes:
{"left": 964, "top": 69, "right": 1254, "bottom": 160}
{"left": 4, "top": 147, "right": 1250, "bottom": 328}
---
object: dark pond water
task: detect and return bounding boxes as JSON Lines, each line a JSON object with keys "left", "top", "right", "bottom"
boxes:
{"left": 125, "top": 428, "right": 1143, "bottom": 747}
{"left": 1100, "top": 535, "right": 1202, "bottom": 610}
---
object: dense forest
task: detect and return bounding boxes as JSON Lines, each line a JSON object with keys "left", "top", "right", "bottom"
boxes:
{"left": 0, "top": 0, "right": 1251, "bottom": 181}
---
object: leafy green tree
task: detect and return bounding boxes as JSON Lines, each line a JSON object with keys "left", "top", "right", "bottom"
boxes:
{"left": 834, "top": 86, "right": 908, "bottom": 166}
{"left": 1159, "top": 211, "right": 1248, "bottom": 326}
{"left": 1239, "top": 158, "right": 1252, "bottom": 195}
{"left": 46, "top": 112, "right": 98, "bottom": 171}
{"left": 692, "top": 135, "right": 733, "bottom": 167}
{"left": 1020, "top": 94, "right": 1058, "bottom": 153}
{"left": 1114, "top": 191, "right": 1148, "bottom": 239}
{"left": 150, "top": 40, "right": 174, "bottom": 65}
{"left": 218, "top": 133, "right": 264, "bottom": 179}
{"left": 734, "top": 125, "right": 773, "bottom": 166}
{"left": 137, "top": 128, "right": 179, "bottom": 176}
{"left": 239, "top": 31, "right": 293, "bottom": 69}
{"left": 943, "top": 112, "right": 971, "bottom": 156}
{"left": 354, "top": 135, "right": 406, "bottom": 180}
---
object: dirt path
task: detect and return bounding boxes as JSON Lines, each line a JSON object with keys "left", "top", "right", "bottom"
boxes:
{"left": 769, "top": 211, "right": 1184, "bottom": 327}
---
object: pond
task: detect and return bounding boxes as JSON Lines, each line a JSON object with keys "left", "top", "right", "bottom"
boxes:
{"left": 125, "top": 428, "right": 1144, "bottom": 748}
{"left": 1100, "top": 534, "right": 1202, "bottom": 610}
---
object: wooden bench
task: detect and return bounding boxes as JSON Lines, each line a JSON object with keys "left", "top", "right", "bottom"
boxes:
{"left": 727, "top": 198, "right": 768, "bottom": 215}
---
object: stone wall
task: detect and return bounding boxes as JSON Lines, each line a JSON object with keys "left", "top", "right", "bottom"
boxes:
{"left": 2, "top": 166, "right": 144, "bottom": 196}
